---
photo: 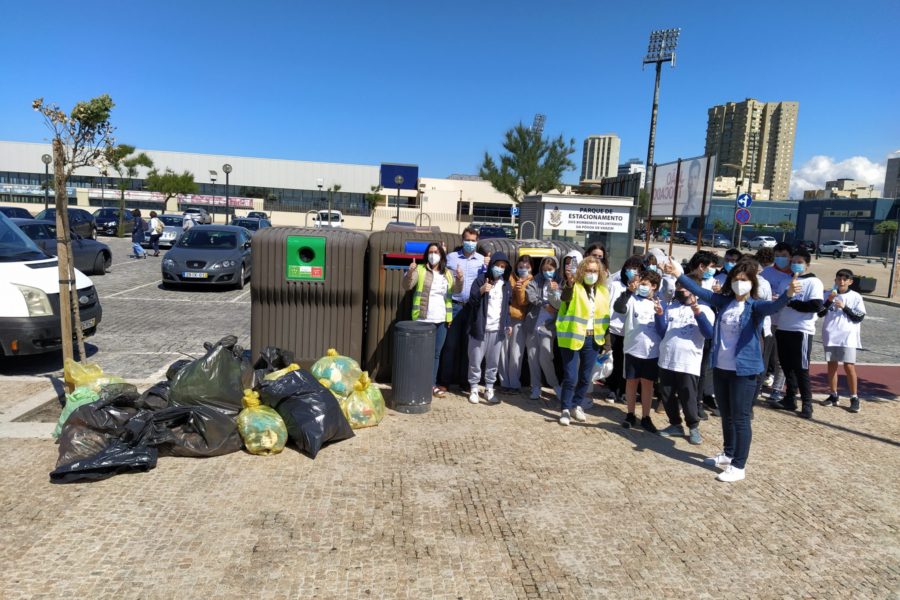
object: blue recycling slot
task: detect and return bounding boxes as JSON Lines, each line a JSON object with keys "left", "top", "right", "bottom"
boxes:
{"left": 403, "top": 241, "right": 429, "bottom": 254}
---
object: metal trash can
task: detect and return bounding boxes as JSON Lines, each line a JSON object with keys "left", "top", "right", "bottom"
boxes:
{"left": 390, "top": 321, "right": 435, "bottom": 413}
{"left": 251, "top": 227, "right": 368, "bottom": 367}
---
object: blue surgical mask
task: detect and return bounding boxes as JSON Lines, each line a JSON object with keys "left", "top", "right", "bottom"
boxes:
{"left": 774, "top": 256, "right": 790, "bottom": 269}
{"left": 647, "top": 264, "right": 658, "bottom": 273}
{"left": 491, "top": 266, "right": 505, "bottom": 279}
{"left": 517, "top": 268, "right": 530, "bottom": 277}
{"left": 702, "top": 268, "right": 715, "bottom": 280}
{"left": 724, "top": 261, "right": 736, "bottom": 272}
{"left": 462, "top": 240, "right": 477, "bottom": 254}
{"left": 624, "top": 268, "right": 637, "bottom": 281}
{"left": 637, "top": 285, "right": 651, "bottom": 297}
{"left": 544, "top": 270, "right": 555, "bottom": 279}
{"left": 790, "top": 263, "right": 805, "bottom": 275}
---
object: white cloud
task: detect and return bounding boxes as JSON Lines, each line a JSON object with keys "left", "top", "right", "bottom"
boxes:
{"left": 790, "top": 154, "right": 892, "bottom": 198}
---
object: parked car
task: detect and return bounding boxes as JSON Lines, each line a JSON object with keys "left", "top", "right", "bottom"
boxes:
{"left": 34, "top": 208, "right": 97, "bottom": 240}
{"left": 478, "top": 225, "right": 509, "bottom": 239}
{"left": 12, "top": 219, "right": 111, "bottom": 275}
{"left": 672, "top": 230, "right": 687, "bottom": 243}
{"left": 0, "top": 212, "right": 101, "bottom": 356}
{"left": 182, "top": 207, "right": 212, "bottom": 225}
{"left": 818, "top": 240, "right": 859, "bottom": 258}
{"left": 702, "top": 233, "right": 730, "bottom": 248}
{"left": 161, "top": 225, "right": 252, "bottom": 289}
{"left": 230, "top": 217, "right": 272, "bottom": 235}
{"left": 92, "top": 207, "right": 134, "bottom": 236}
{"left": 795, "top": 240, "right": 816, "bottom": 253}
{"left": 746, "top": 236, "right": 777, "bottom": 250}
{"left": 140, "top": 214, "right": 183, "bottom": 249}
{"left": 0, "top": 206, "right": 34, "bottom": 219}
{"left": 312, "top": 210, "right": 344, "bottom": 228}
{"left": 681, "top": 231, "right": 698, "bottom": 245}
{"left": 246, "top": 211, "right": 269, "bottom": 220}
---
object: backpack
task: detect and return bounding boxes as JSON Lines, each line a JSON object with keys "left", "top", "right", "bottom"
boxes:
{"left": 153, "top": 218, "right": 164, "bottom": 234}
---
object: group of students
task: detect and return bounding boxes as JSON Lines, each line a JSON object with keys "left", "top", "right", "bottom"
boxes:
{"left": 407, "top": 228, "right": 866, "bottom": 484}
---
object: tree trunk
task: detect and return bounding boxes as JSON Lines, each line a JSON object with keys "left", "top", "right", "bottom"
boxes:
{"left": 52, "top": 139, "right": 77, "bottom": 365}
{"left": 117, "top": 187, "right": 127, "bottom": 238}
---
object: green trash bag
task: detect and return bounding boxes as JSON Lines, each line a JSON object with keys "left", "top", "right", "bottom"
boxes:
{"left": 237, "top": 389, "right": 288, "bottom": 455}
{"left": 311, "top": 348, "right": 362, "bottom": 398}
{"left": 339, "top": 372, "right": 386, "bottom": 429}
{"left": 53, "top": 387, "right": 100, "bottom": 439}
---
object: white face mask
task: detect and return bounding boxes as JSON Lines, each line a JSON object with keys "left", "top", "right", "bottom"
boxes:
{"left": 584, "top": 273, "right": 598, "bottom": 285}
{"left": 731, "top": 280, "right": 752, "bottom": 297}
{"left": 427, "top": 252, "right": 440, "bottom": 266}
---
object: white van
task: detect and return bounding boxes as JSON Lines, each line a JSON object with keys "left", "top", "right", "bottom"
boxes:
{"left": 312, "top": 210, "right": 344, "bottom": 228}
{"left": 0, "top": 212, "right": 102, "bottom": 356}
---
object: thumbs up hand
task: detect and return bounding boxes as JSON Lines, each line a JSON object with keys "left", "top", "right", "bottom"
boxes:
{"left": 786, "top": 272, "right": 801, "bottom": 298}
{"left": 480, "top": 280, "right": 493, "bottom": 294}
{"left": 408, "top": 259, "right": 417, "bottom": 272}
{"left": 456, "top": 265, "right": 464, "bottom": 280}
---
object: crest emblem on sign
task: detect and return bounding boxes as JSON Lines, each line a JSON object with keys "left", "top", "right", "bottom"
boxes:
{"left": 549, "top": 206, "right": 563, "bottom": 228}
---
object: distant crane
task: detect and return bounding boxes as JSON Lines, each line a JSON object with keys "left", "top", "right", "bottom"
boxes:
{"left": 531, "top": 113, "right": 546, "bottom": 136}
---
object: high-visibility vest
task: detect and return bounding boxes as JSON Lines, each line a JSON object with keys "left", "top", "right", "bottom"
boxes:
{"left": 556, "top": 283, "right": 610, "bottom": 350}
{"left": 411, "top": 265, "right": 453, "bottom": 323}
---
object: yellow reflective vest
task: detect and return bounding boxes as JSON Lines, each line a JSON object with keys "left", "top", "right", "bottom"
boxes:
{"left": 556, "top": 283, "right": 610, "bottom": 350}
{"left": 411, "top": 265, "right": 454, "bottom": 323}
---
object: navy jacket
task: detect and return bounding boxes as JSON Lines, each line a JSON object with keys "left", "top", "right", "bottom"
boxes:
{"left": 132, "top": 218, "right": 146, "bottom": 244}
{"left": 467, "top": 252, "right": 512, "bottom": 341}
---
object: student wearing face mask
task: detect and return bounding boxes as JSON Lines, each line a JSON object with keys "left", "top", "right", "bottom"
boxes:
{"left": 525, "top": 257, "right": 563, "bottom": 400}
{"left": 563, "top": 250, "right": 583, "bottom": 286}
{"left": 466, "top": 252, "right": 513, "bottom": 405}
{"left": 644, "top": 253, "right": 675, "bottom": 302}
{"left": 605, "top": 256, "right": 644, "bottom": 403}
{"left": 556, "top": 256, "right": 610, "bottom": 426}
{"left": 769, "top": 249, "right": 824, "bottom": 419}
{"left": 498, "top": 255, "right": 534, "bottom": 393}
{"left": 686, "top": 251, "right": 719, "bottom": 419}
{"left": 406, "top": 243, "right": 465, "bottom": 397}
{"left": 665, "top": 257, "right": 799, "bottom": 482}
{"left": 760, "top": 242, "right": 793, "bottom": 405}
{"left": 714, "top": 248, "right": 743, "bottom": 288}
{"left": 817, "top": 269, "right": 865, "bottom": 412}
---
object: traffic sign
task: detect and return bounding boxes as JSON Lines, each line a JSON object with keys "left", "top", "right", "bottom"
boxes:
{"left": 510, "top": 205, "right": 520, "bottom": 217}
{"left": 735, "top": 208, "right": 751, "bottom": 225}
{"left": 737, "top": 193, "right": 753, "bottom": 208}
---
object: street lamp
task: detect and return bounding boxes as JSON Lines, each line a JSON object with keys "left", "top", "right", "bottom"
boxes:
{"left": 41, "top": 154, "right": 52, "bottom": 211}
{"left": 642, "top": 28, "right": 680, "bottom": 186}
{"left": 222, "top": 164, "right": 232, "bottom": 221}
{"left": 316, "top": 178, "right": 325, "bottom": 224}
{"left": 209, "top": 170, "right": 218, "bottom": 222}
{"left": 394, "top": 175, "right": 404, "bottom": 222}
{"left": 100, "top": 168, "right": 108, "bottom": 209}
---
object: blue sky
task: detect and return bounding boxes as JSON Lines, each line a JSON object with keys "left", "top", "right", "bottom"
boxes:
{"left": 1, "top": 0, "right": 897, "bottom": 196}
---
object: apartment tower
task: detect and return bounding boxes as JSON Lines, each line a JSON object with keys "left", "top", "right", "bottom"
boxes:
{"left": 580, "top": 134, "right": 621, "bottom": 183}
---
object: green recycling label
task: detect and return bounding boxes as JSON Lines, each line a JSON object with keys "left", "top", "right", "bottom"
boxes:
{"left": 286, "top": 235, "right": 326, "bottom": 281}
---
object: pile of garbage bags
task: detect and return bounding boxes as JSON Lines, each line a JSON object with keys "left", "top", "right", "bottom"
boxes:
{"left": 51, "top": 340, "right": 385, "bottom": 484}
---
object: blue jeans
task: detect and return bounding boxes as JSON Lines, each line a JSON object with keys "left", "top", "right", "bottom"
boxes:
{"left": 430, "top": 321, "right": 448, "bottom": 386}
{"left": 560, "top": 340, "right": 600, "bottom": 411}
{"left": 713, "top": 368, "right": 757, "bottom": 470}
{"left": 132, "top": 242, "right": 145, "bottom": 257}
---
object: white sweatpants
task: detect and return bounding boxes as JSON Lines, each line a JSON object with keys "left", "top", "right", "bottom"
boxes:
{"left": 526, "top": 323, "right": 560, "bottom": 392}
{"left": 468, "top": 331, "right": 503, "bottom": 390}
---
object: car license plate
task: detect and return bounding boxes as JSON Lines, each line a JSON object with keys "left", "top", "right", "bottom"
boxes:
{"left": 81, "top": 318, "right": 96, "bottom": 330}
{"left": 182, "top": 271, "right": 209, "bottom": 279}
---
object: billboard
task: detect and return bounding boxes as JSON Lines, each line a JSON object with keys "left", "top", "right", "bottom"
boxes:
{"left": 380, "top": 163, "right": 419, "bottom": 190}
{"left": 649, "top": 155, "right": 716, "bottom": 218}
{"left": 542, "top": 203, "right": 631, "bottom": 233}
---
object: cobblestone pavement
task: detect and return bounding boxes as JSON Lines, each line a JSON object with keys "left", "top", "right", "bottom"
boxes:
{"left": 1, "top": 386, "right": 898, "bottom": 599}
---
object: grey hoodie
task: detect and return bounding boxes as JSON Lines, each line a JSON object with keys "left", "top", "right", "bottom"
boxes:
{"left": 526, "top": 256, "right": 563, "bottom": 333}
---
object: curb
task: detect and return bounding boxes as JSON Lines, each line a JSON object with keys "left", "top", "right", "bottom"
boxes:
{"left": 860, "top": 295, "right": 900, "bottom": 308}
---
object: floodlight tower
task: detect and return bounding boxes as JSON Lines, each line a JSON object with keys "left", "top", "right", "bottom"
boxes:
{"left": 642, "top": 28, "right": 680, "bottom": 188}
{"left": 531, "top": 113, "right": 546, "bottom": 136}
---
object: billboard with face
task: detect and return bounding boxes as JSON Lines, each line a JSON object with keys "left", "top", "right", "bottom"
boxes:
{"left": 649, "top": 155, "right": 716, "bottom": 218}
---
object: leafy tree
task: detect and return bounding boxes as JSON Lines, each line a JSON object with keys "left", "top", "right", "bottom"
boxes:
{"left": 874, "top": 220, "right": 899, "bottom": 255}
{"left": 103, "top": 145, "right": 153, "bottom": 237}
{"left": 365, "top": 185, "right": 385, "bottom": 230}
{"left": 479, "top": 123, "right": 576, "bottom": 203}
{"left": 33, "top": 95, "right": 116, "bottom": 363}
{"left": 145, "top": 168, "right": 197, "bottom": 213}
{"left": 712, "top": 218, "right": 730, "bottom": 234}
{"left": 776, "top": 219, "right": 795, "bottom": 242}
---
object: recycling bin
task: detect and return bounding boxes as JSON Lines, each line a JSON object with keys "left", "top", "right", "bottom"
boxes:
{"left": 251, "top": 227, "right": 368, "bottom": 367}
{"left": 390, "top": 321, "right": 435, "bottom": 413}
{"left": 364, "top": 229, "right": 459, "bottom": 382}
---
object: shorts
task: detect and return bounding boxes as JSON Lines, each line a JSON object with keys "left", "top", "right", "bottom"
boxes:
{"left": 824, "top": 346, "right": 857, "bottom": 364}
{"left": 625, "top": 355, "right": 659, "bottom": 381}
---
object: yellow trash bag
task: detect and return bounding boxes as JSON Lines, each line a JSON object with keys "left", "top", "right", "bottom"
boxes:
{"left": 311, "top": 349, "right": 362, "bottom": 398}
{"left": 237, "top": 389, "right": 288, "bottom": 456}
{"left": 263, "top": 362, "right": 300, "bottom": 381}
{"left": 63, "top": 359, "right": 125, "bottom": 393}
{"left": 339, "top": 372, "right": 385, "bottom": 429}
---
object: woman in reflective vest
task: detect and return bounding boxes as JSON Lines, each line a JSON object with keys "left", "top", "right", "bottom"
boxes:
{"left": 405, "top": 242, "right": 464, "bottom": 397}
{"left": 555, "top": 256, "right": 611, "bottom": 426}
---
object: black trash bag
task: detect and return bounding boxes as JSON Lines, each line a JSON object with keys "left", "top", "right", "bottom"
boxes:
{"left": 124, "top": 405, "right": 242, "bottom": 458}
{"left": 50, "top": 441, "right": 157, "bottom": 484}
{"left": 169, "top": 336, "right": 245, "bottom": 414}
{"left": 96, "top": 382, "right": 140, "bottom": 404}
{"left": 259, "top": 369, "right": 353, "bottom": 458}
{"left": 252, "top": 346, "right": 296, "bottom": 387}
{"left": 166, "top": 359, "right": 192, "bottom": 381}
{"left": 139, "top": 381, "right": 171, "bottom": 410}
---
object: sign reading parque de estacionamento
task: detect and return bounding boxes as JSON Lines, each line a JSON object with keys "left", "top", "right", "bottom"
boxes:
{"left": 543, "top": 204, "right": 631, "bottom": 233}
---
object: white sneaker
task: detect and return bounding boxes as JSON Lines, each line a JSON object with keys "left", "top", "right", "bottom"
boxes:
{"left": 716, "top": 465, "right": 746, "bottom": 483}
{"left": 468, "top": 390, "right": 480, "bottom": 404}
{"left": 763, "top": 374, "right": 775, "bottom": 387}
{"left": 559, "top": 409, "right": 571, "bottom": 426}
{"left": 484, "top": 388, "right": 499, "bottom": 404}
{"left": 573, "top": 406, "right": 587, "bottom": 422}
{"left": 703, "top": 453, "right": 732, "bottom": 468}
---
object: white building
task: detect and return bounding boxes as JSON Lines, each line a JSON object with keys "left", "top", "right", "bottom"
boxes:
{"left": 580, "top": 134, "right": 621, "bottom": 183}
{"left": 802, "top": 178, "right": 878, "bottom": 200}
{"left": 617, "top": 158, "right": 645, "bottom": 189}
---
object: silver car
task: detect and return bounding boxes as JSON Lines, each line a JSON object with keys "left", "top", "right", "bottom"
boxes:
{"left": 141, "top": 214, "right": 184, "bottom": 249}
{"left": 161, "top": 225, "right": 252, "bottom": 289}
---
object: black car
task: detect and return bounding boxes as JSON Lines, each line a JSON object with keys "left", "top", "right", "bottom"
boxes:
{"left": 795, "top": 240, "right": 816, "bottom": 253}
{"left": 230, "top": 217, "right": 272, "bottom": 234}
{"left": 34, "top": 208, "right": 97, "bottom": 239}
{"left": 0, "top": 206, "right": 35, "bottom": 219}
{"left": 92, "top": 207, "right": 135, "bottom": 236}
{"left": 478, "top": 225, "right": 510, "bottom": 239}
{"left": 12, "top": 218, "right": 112, "bottom": 275}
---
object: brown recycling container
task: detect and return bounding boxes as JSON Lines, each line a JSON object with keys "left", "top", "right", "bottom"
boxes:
{"left": 364, "top": 229, "right": 459, "bottom": 382}
{"left": 477, "top": 238, "right": 581, "bottom": 273}
{"left": 251, "top": 227, "right": 368, "bottom": 367}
